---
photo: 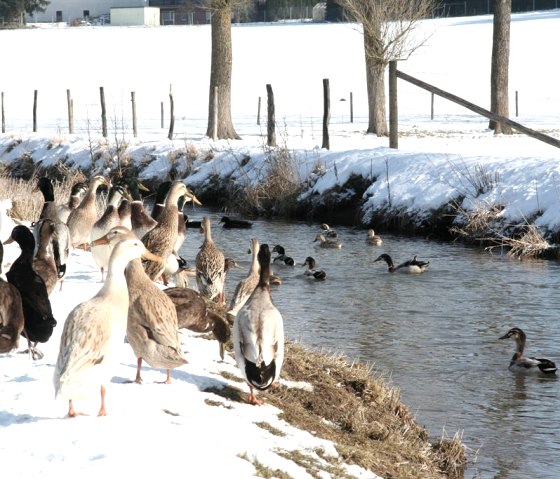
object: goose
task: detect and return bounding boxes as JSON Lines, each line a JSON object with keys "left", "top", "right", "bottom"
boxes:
{"left": 0, "top": 241, "right": 25, "bottom": 354}
{"left": 320, "top": 223, "right": 338, "bottom": 239}
{"left": 57, "top": 181, "right": 88, "bottom": 223}
{"left": 227, "top": 238, "right": 260, "bottom": 323}
{"left": 125, "top": 178, "right": 157, "bottom": 240}
{"left": 374, "top": 253, "right": 429, "bottom": 274}
{"left": 142, "top": 181, "right": 201, "bottom": 281}
{"left": 499, "top": 327, "right": 557, "bottom": 375}
{"left": 5, "top": 225, "right": 57, "bottom": 360}
{"left": 314, "top": 233, "right": 342, "bottom": 249}
{"left": 302, "top": 256, "right": 326, "bottom": 280}
{"left": 366, "top": 228, "right": 383, "bottom": 246}
{"left": 90, "top": 182, "right": 130, "bottom": 281}
{"left": 53, "top": 235, "right": 160, "bottom": 417}
{"left": 163, "top": 286, "right": 231, "bottom": 360}
{"left": 233, "top": 243, "right": 284, "bottom": 405}
{"left": 66, "top": 175, "right": 109, "bottom": 248}
{"left": 94, "top": 226, "right": 186, "bottom": 384}
{"left": 32, "top": 219, "right": 59, "bottom": 295}
{"left": 220, "top": 216, "right": 253, "bottom": 229}
{"left": 272, "top": 244, "right": 295, "bottom": 266}
{"left": 195, "top": 216, "right": 226, "bottom": 304}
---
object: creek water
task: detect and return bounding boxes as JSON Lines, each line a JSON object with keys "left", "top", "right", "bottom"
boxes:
{"left": 178, "top": 207, "right": 560, "bottom": 479}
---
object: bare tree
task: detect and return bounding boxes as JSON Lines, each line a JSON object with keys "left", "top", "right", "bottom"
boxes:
{"left": 337, "top": 0, "right": 436, "bottom": 136}
{"left": 489, "top": 0, "right": 512, "bottom": 134}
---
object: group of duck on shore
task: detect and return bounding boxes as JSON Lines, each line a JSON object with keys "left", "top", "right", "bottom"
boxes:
{"left": 0, "top": 175, "right": 556, "bottom": 417}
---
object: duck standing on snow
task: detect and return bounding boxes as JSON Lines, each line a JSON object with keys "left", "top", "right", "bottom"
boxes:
{"left": 53, "top": 235, "right": 160, "bottom": 417}
{"left": 499, "top": 327, "right": 557, "bottom": 375}
{"left": 196, "top": 216, "right": 226, "bottom": 304}
{"left": 5, "top": 225, "right": 57, "bottom": 360}
{"left": 94, "top": 226, "right": 187, "bottom": 384}
{"left": 314, "top": 233, "right": 342, "bottom": 249}
{"left": 66, "top": 175, "right": 109, "bottom": 248}
{"left": 220, "top": 216, "right": 253, "bottom": 229}
{"left": 366, "top": 229, "right": 383, "bottom": 246}
{"left": 227, "top": 238, "right": 260, "bottom": 323}
{"left": 0, "top": 241, "right": 25, "bottom": 354}
{"left": 32, "top": 219, "right": 59, "bottom": 295}
{"left": 233, "top": 243, "right": 284, "bottom": 405}
{"left": 302, "top": 256, "right": 326, "bottom": 280}
{"left": 374, "top": 253, "right": 429, "bottom": 273}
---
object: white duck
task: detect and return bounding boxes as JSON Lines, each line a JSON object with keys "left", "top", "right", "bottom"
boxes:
{"left": 233, "top": 243, "right": 284, "bottom": 405}
{"left": 53, "top": 234, "right": 160, "bottom": 417}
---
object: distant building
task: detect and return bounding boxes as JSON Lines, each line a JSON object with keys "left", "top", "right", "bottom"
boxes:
{"left": 26, "top": 0, "right": 145, "bottom": 24}
{"left": 111, "top": 6, "right": 160, "bottom": 26}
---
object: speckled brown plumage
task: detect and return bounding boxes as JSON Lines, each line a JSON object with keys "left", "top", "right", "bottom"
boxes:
{"left": 32, "top": 219, "right": 58, "bottom": 295}
{"left": 227, "top": 238, "right": 260, "bottom": 321}
{"left": 195, "top": 216, "right": 226, "bottom": 304}
{"left": 0, "top": 241, "right": 24, "bottom": 353}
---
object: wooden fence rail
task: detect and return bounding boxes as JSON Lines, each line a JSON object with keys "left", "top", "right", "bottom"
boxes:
{"left": 392, "top": 62, "right": 560, "bottom": 150}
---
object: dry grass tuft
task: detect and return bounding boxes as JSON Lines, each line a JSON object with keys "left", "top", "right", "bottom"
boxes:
{"left": 486, "top": 223, "right": 552, "bottom": 258}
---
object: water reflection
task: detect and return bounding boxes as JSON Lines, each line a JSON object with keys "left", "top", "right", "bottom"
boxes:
{"left": 177, "top": 207, "right": 560, "bottom": 478}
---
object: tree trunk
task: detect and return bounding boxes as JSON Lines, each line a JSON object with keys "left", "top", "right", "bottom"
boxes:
{"left": 364, "top": 33, "right": 388, "bottom": 136}
{"left": 489, "top": 0, "right": 512, "bottom": 134}
{"left": 206, "top": 0, "right": 240, "bottom": 140}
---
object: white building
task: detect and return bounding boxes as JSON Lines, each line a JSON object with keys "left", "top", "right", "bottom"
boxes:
{"left": 27, "top": 0, "right": 145, "bottom": 24}
{"left": 111, "top": 6, "right": 160, "bottom": 26}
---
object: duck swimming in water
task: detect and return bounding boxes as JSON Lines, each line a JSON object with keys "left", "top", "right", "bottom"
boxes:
{"left": 499, "top": 327, "right": 557, "bottom": 375}
{"left": 320, "top": 223, "right": 338, "bottom": 239}
{"left": 220, "top": 216, "right": 253, "bottom": 229}
{"left": 314, "top": 233, "right": 342, "bottom": 249}
{"left": 272, "top": 245, "right": 295, "bottom": 266}
{"left": 302, "top": 256, "right": 326, "bottom": 280}
{"left": 366, "top": 229, "right": 382, "bottom": 246}
{"left": 374, "top": 253, "right": 429, "bottom": 274}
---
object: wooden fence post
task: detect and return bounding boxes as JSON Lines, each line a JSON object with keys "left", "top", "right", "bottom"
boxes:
{"left": 322, "top": 78, "right": 330, "bottom": 150}
{"left": 168, "top": 85, "right": 175, "bottom": 140}
{"left": 389, "top": 61, "right": 398, "bottom": 149}
{"left": 131, "top": 91, "right": 137, "bottom": 138}
{"left": 160, "top": 101, "right": 164, "bottom": 129}
{"left": 67, "top": 89, "right": 74, "bottom": 134}
{"left": 33, "top": 90, "right": 38, "bottom": 133}
{"left": 350, "top": 92, "right": 353, "bottom": 123}
{"left": 515, "top": 90, "right": 519, "bottom": 117}
{"left": 257, "top": 96, "right": 261, "bottom": 126}
{"left": 266, "top": 84, "right": 276, "bottom": 147}
{"left": 430, "top": 92, "right": 434, "bottom": 120}
{"left": 1, "top": 92, "right": 5, "bottom": 134}
{"left": 212, "top": 86, "right": 218, "bottom": 140}
{"left": 100, "top": 86, "right": 107, "bottom": 137}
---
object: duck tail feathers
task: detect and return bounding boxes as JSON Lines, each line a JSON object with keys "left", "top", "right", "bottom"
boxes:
{"left": 245, "top": 359, "right": 277, "bottom": 391}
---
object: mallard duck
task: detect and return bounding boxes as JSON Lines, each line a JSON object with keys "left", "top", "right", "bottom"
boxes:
{"left": 233, "top": 243, "right": 284, "bottom": 405}
{"left": 5, "top": 225, "right": 57, "bottom": 360}
{"left": 220, "top": 216, "right": 253, "bottom": 229}
{"left": 184, "top": 215, "right": 202, "bottom": 229}
{"left": 314, "top": 233, "right": 342, "bottom": 249}
{"left": 163, "top": 286, "right": 231, "bottom": 359}
{"left": 302, "top": 256, "right": 326, "bottom": 280}
{"left": 53, "top": 234, "right": 159, "bottom": 417}
{"left": 196, "top": 216, "right": 226, "bottom": 304}
{"left": 57, "top": 181, "right": 88, "bottom": 223}
{"left": 150, "top": 180, "right": 171, "bottom": 222}
{"left": 366, "top": 228, "right": 383, "bottom": 246}
{"left": 499, "top": 327, "right": 557, "bottom": 375}
{"left": 374, "top": 253, "right": 429, "bottom": 273}
{"left": 95, "top": 226, "right": 186, "bottom": 384}
{"left": 142, "top": 181, "right": 201, "bottom": 281}
{"left": 320, "top": 223, "right": 338, "bottom": 239}
{"left": 272, "top": 244, "right": 295, "bottom": 266}
{"left": 227, "top": 238, "right": 260, "bottom": 323}
{"left": 90, "top": 183, "right": 130, "bottom": 281}
{"left": 66, "top": 175, "right": 109, "bottom": 248}
{"left": 0, "top": 241, "right": 25, "bottom": 354}
{"left": 32, "top": 219, "right": 59, "bottom": 295}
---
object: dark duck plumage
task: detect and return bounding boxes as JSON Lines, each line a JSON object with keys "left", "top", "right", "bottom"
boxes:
{"left": 220, "top": 216, "right": 253, "bottom": 229}
{"left": 233, "top": 244, "right": 285, "bottom": 405}
{"left": 272, "top": 244, "right": 295, "bottom": 266}
{"left": 32, "top": 219, "right": 59, "bottom": 295}
{"left": 302, "top": 256, "right": 326, "bottom": 280}
{"left": 5, "top": 225, "right": 57, "bottom": 359}
{"left": 499, "top": 327, "right": 557, "bottom": 375}
{"left": 374, "top": 253, "right": 429, "bottom": 273}
{"left": 184, "top": 215, "right": 202, "bottom": 229}
{"left": 0, "top": 241, "right": 25, "bottom": 353}
{"left": 126, "top": 178, "right": 157, "bottom": 239}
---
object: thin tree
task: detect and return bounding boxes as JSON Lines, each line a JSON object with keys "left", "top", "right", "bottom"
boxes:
{"left": 337, "top": 0, "right": 436, "bottom": 136}
{"left": 489, "top": 0, "right": 512, "bottom": 134}
{"left": 205, "top": 0, "right": 242, "bottom": 140}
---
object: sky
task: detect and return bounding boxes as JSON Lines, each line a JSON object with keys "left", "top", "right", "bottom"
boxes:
{"left": 1, "top": 9, "right": 560, "bottom": 479}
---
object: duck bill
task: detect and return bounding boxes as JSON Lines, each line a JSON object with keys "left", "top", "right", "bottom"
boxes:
{"left": 138, "top": 182, "right": 150, "bottom": 192}
{"left": 498, "top": 334, "right": 509, "bottom": 340}
{"left": 188, "top": 192, "right": 202, "bottom": 206}
{"left": 142, "top": 250, "right": 162, "bottom": 263}
{"left": 2, "top": 237, "right": 14, "bottom": 245}
{"left": 91, "top": 235, "right": 111, "bottom": 247}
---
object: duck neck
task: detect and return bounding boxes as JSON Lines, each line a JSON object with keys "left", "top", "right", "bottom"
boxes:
{"left": 514, "top": 337, "right": 525, "bottom": 358}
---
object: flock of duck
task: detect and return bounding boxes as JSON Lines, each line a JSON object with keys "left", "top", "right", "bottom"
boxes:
{"left": 0, "top": 175, "right": 556, "bottom": 417}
